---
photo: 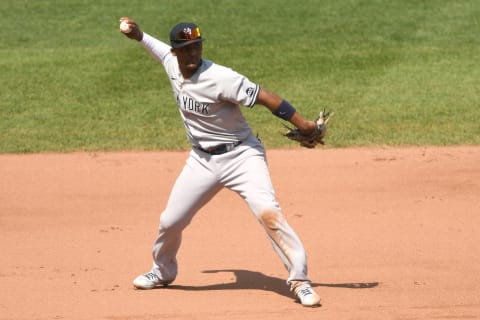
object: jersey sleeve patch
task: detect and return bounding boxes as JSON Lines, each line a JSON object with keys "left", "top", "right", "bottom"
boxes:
{"left": 245, "top": 84, "right": 260, "bottom": 108}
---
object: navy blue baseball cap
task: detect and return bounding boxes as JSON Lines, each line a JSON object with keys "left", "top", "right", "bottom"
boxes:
{"left": 170, "top": 22, "right": 204, "bottom": 48}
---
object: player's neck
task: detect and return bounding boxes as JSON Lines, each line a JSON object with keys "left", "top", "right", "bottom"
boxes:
{"left": 180, "top": 60, "right": 203, "bottom": 79}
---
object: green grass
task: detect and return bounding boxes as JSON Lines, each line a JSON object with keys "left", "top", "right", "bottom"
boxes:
{"left": 1, "top": 0, "right": 479, "bottom": 153}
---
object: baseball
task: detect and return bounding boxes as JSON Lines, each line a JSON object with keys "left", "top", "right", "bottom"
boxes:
{"left": 120, "top": 21, "right": 131, "bottom": 33}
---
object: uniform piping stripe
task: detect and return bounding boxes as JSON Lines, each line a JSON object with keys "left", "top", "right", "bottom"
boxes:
{"left": 247, "top": 84, "right": 260, "bottom": 108}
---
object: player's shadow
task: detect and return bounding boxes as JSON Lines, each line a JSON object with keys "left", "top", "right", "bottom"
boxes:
{"left": 166, "top": 269, "right": 379, "bottom": 300}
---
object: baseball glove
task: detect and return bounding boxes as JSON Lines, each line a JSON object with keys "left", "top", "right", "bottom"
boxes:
{"left": 284, "top": 110, "right": 333, "bottom": 148}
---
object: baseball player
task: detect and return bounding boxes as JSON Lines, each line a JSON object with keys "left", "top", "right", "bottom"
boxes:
{"left": 119, "top": 17, "right": 321, "bottom": 307}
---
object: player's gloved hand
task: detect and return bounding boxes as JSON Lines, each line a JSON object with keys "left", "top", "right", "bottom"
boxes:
{"left": 284, "top": 110, "right": 333, "bottom": 148}
{"left": 119, "top": 17, "right": 144, "bottom": 41}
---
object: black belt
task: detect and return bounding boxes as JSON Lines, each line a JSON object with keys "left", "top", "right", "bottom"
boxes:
{"left": 196, "top": 141, "right": 242, "bottom": 155}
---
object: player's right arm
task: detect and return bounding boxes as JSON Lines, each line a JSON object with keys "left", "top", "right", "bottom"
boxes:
{"left": 119, "top": 17, "right": 173, "bottom": 64}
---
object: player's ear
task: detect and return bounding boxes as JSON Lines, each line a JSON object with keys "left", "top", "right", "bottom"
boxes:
{"left": 170, "top": 48, "right": 177, "bottom": 56}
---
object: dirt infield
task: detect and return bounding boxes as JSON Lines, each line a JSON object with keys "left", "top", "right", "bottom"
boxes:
{"left": 1, "top": 146, "right": 479, "bottom": 320}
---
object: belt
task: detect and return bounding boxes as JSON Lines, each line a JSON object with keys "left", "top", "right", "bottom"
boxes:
{"left": 195, "top": 141, "right": 242, "bottom": 155}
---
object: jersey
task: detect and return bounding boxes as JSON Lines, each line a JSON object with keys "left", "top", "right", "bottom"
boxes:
{"left": 141, "top": 33, "right": 260, "bottom": 149}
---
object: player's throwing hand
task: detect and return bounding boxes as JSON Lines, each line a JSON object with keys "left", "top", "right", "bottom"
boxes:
{"left": 119, "top": 17, "right": 143, "bottom": 41}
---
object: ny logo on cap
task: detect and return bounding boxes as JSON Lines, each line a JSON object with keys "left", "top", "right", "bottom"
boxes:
{"left": 177, "top": 27, "right": 201, "bottom": 40}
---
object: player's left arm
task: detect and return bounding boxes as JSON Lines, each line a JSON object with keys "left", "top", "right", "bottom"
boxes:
{"left": 255, "top": 88, "right": 316, "bottom": 135}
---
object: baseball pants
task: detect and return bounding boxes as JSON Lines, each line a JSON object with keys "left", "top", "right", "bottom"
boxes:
{"left": 149, "top": 134, "right": 311, "bottom": 285}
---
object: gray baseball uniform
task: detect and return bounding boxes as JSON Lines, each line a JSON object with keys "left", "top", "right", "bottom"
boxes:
{"left": 141, "top": 32, "right": 311, "bottom": 285}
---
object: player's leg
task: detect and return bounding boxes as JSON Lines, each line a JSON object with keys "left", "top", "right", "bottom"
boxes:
{"left": 133, "top": 151, "right": 221, "bottom": 289}
{"left": 220, "top": 143, "right": 320, "bottom": 306}
{"left": 219, "top": 141, "right": 309, "bottom": 283}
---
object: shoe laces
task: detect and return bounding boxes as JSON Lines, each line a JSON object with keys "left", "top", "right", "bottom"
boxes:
{"left": 295, "top": 283, "right": 314, "bottom": 297}
{"left": 144, "top": 272, "right": 159, "bottom": 281}
{"left": 298, "top": 287, "right": 313, "bottom": 297}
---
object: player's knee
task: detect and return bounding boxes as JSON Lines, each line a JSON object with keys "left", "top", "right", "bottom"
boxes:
{"left": 259, "top": 210, "right": 282, "bottom": 230}
{"left": 159, "top": 214, "right": 190, "bottom": 232}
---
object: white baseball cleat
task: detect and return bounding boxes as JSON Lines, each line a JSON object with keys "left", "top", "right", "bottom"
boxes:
{"left": 133, "top": 272, "right": 171, "bottom": 289}
{"left": 292, "top": 282, "right": 321, "bottom": 307}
